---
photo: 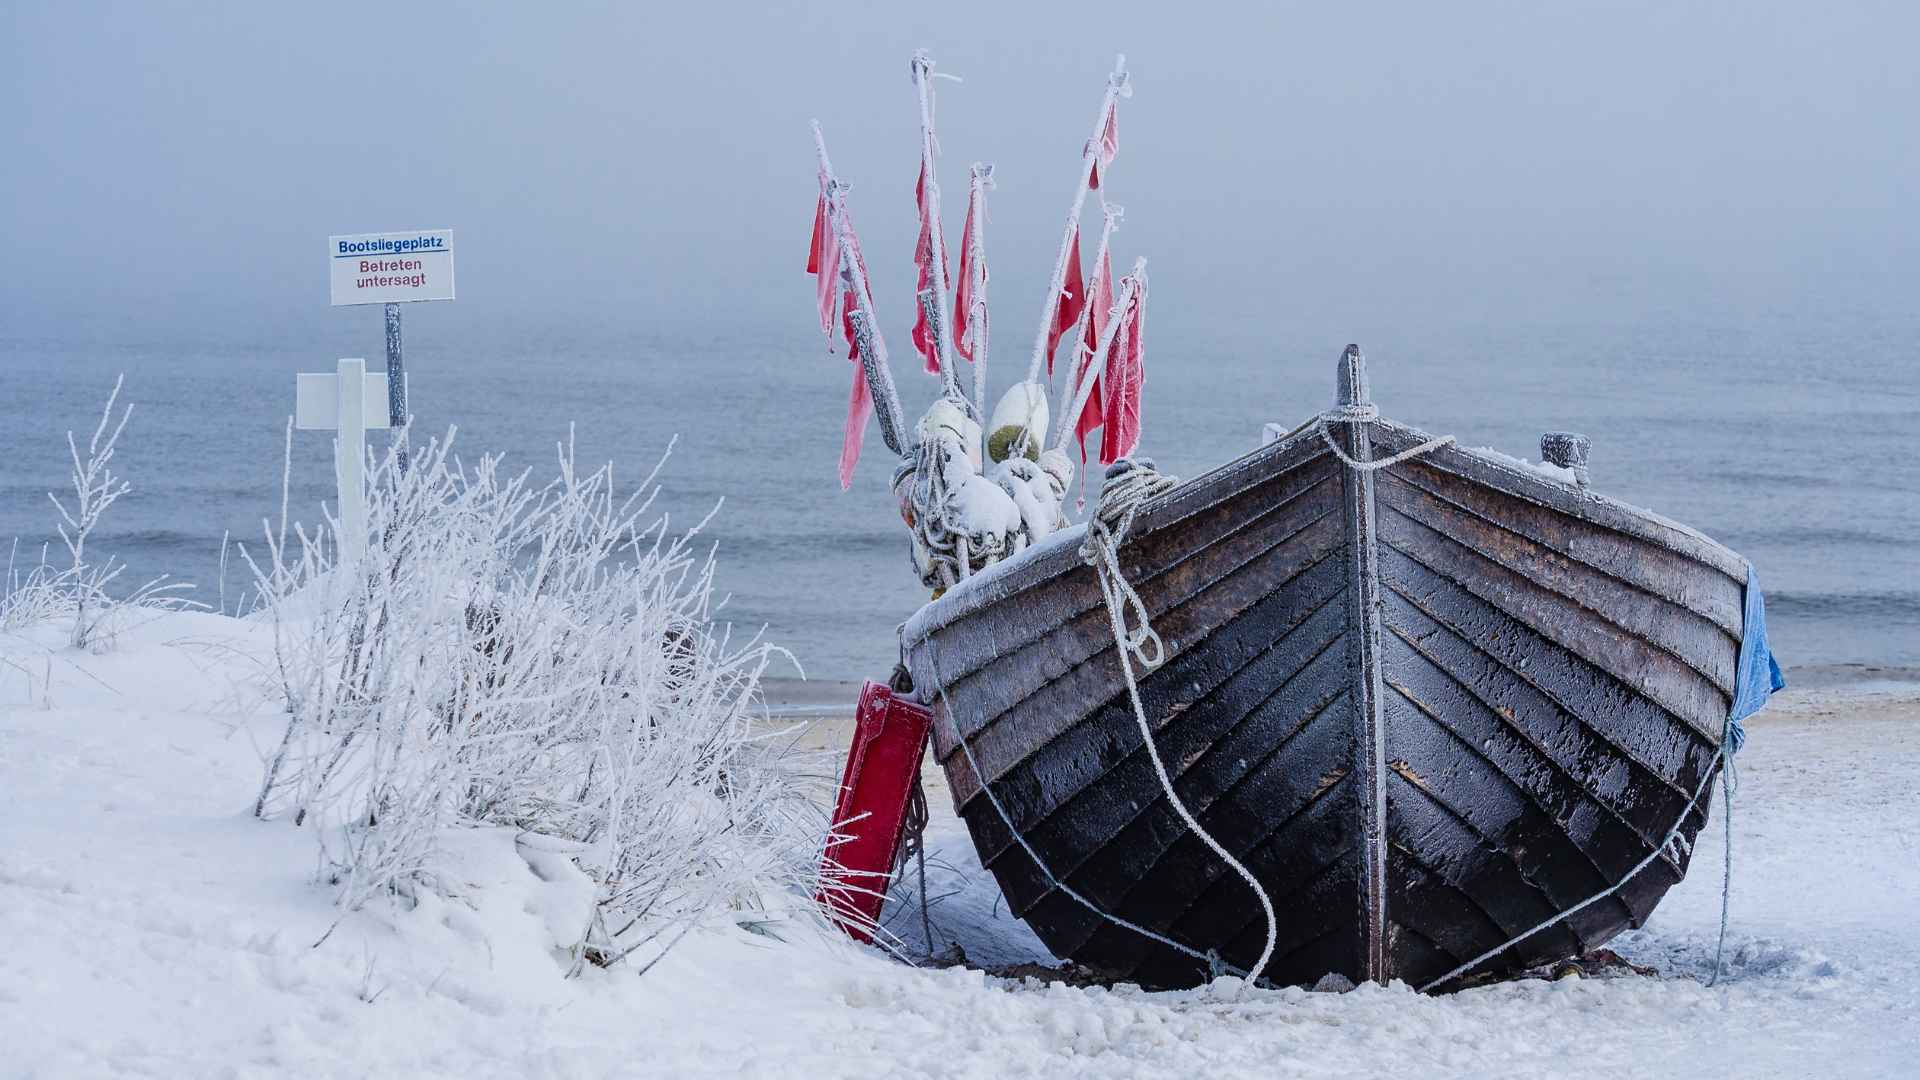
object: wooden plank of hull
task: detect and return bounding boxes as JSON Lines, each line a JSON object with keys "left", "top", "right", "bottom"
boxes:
{"left": 914, "top": 434, "right": 1341, "bottom": 695}
{"left": 1030, "top": 766, "right": 1365, "bottom": 987}
{"left": 951, "top": 601, "right": 1363, "bottom": 985}
{"left": 967, "top": 567, "right": 1352, "bottom": 869}
{"left": 925, "top": 453, "right": 1340, "bottom": 754}
{"left": 1377, "top": 472, "right": 1740, "bottom": 691}
{"left": 1379, "top": 508, "right": 1731, "bottom": 739}
{"left": 1368, "top": 419, "right": 1750, "bottom": 582}
{"left": 1381, "top": 631, "right": 1689, "bottom": 909}
{"left": 1017, "top": 655, "right": 1356, "bottom": 928}
{"left": 933, "top": 479, "right": 1346, "bottom": 806}
{"left": 1384, "top": 461, "right": 1746, "bottom": 641}
{"left": 1376, "top": 545, "right": 1722, "bottom": 801}
{"left": 903, "top": 354, "right": 1742, "bottom": 990}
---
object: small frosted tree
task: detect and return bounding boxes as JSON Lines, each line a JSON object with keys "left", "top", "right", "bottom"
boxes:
{"left": 246, "top": 426, "right": 833, "bottom": 972}
{"left": 2, "top": 376, "right": 196, "bottom": 644}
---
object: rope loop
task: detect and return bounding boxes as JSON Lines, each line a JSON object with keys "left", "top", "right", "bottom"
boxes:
{"left": 1079, "top": 460, "right": 1176, "bottom": 671}
{"left": 1324, "top": 402, "right": 1379, "bottom": 422}
{"left": 1314, "top": 412, "right": 1455, "bottom": 473}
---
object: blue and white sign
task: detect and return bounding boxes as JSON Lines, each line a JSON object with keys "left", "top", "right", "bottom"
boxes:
{"left": 329, "top": 229, "right": 455, "bottom": 306}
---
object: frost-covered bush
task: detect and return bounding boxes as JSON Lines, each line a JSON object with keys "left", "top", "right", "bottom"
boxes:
{"left": 1, "top": 376, "right": 198, "bottom": 646}
{"left": 246, "top": 427, "right": 831, "bottom": 973}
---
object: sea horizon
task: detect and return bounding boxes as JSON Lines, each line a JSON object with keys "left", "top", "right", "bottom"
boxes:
{"left": 5, "top": 263, "right": 1914, "bottom": 684}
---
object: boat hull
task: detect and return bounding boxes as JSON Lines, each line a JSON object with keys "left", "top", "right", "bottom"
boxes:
{"left": 902, "top": 352, "right": 1744, "bottom": 990}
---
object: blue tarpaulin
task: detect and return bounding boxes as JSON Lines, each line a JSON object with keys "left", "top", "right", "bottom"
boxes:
{"left": 1727, "top": 563, "right": 1786, "bottom": 753}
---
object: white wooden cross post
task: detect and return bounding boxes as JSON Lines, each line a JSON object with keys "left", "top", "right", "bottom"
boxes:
{"left": 296, "top": 359, "right": 390, "bottom": 561}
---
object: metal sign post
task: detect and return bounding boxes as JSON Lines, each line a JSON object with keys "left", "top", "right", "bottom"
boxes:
{"left": 384, "top": 302, "right": 407, "bottom": 469}
{"left": 329, "top": 229, "right": 454, "bottom": 460}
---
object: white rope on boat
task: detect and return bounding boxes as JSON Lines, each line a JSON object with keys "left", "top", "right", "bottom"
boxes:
{"left": 1706, "top": 736, "right": 1738, "bottom": 988}
{"left": 1313, "top": 403, "right": 1456, "bottom": 472}
{"left": 927, "top": 640, "right": 1258, "bottom": 983}
{"left": 1077, "top": 459, "right": 1278, "bottom": 996}
{"left": 1416, "top": 741, "right": 1730, "bottom": 993}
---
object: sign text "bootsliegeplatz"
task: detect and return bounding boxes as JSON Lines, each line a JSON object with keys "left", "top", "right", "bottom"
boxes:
{"left": 329, "top": 229, "right": 455, "bottom": 306}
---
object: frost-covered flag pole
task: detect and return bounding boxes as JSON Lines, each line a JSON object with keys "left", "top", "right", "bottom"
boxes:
{"left": 810, "top": 122, "right": 912, "bottom": 488}
{"left": 1097, "top": 259, "right": 1148, "bottom": 462}
{"left": 1026, "top": 55, "right": 1129, "bottom": 391}
{"left": 1054, "top": 257, "right": 1149, "bottom": 465}
{"left": 909, "top": 50, "right": 965, "bottom": 406}
{"left": 1055, "top": 203, "right": 1122, "bottom": 460}
{"left": 294, "top": 358, "right": 391, "bottom": 560}
{"left": 954, "top": 162, "right": 994, "bottom": 416}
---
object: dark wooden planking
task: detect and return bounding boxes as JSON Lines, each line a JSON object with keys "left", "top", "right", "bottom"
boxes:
{"left": 1144, "top": 787, "right": 1365, "bottom": 984}
{"left": 1378, "top": 545, "right": 1721, "bottom": 798}
{"left": 1384, "top": 463, "right": 1745, "bottom": 640}
{"left": 1381, "top": 629, "right": 1683, "bottom": 925}
{"left": 1379, "top": 508, "right": 1731, "bottom": 738}
{"left": 1194, "top": 856, "right": 1361, "bottom": 987}
{"left": 1384, "top": 771, "right": 1586, "bottom": 967}
{"left": 965, "top": 564, "right": 1351, "bottom": 860}
{"left": 1383, "top": 916, "right": 1465, "bottom": 989}
{"left": 1378, "top": 473, "right": 1739, "bottom": 690}
{"left": 1016, "top": 640, "right": 1355, "bottom": 918}
{"left": 1153, "top": 809, "right": 1368, "bottom": 987}
{"left": 929, "top": 469, "right": 1341, "bottom": 767}
{"left": 1081, "top": 855, "right": 1362, "bottom": 988}
{"left": 1368, "top": 420, "right": 1752, "bottom": 582}
{"left": 1117, "top": 699, "right": 1359, "bottom": 948}
{"left": 927, "top": 455, "right": 1340, "bottom": 702}
{"left": 997, "top": 678, "right": 1357, "bottom": 929}
{"left": 1385, "top": 846, "right": 1504, "bottom": 975}
{"left": 1382, "top": 682, "right": 1635, "bottom": 946}
{"left": 905, "top": 431, "right": 1340, "bottom": 679}
{"left": 1034, "top": 708, "right": 1357, "bottom": 966}
{"left": 937, "top": 519, "right": 1348, "bottom": 808}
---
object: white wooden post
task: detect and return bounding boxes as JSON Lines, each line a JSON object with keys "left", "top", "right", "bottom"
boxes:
{"left": 296, "top": 358, "right": 390, "bottom": 562}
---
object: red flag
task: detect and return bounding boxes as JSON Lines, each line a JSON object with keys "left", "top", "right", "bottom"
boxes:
{"left": 1098, "top": 275, "right": 1146, "bottom": 464}
{"left": 910, "top": 162, "right": 950, "bottom": 375}
{"left": 807, "top": 192, "right": 826, "bottom": 273}
{"left": 808, "top": 181, "right": 880, "bottom": 489}
{"left": 1072, "top": 248, "right": 1115, "bottom": 458}
{"left": 1088, "top": 101, "right": 1119, "bottom": 190}
{"left": 809, "top": 189, "right": 843, "bottom": 341}
{"left": 840, "top": 355, "right": 872, "bottom": 490}
{"left": 952, "top": 184, "right": 983, "bottom": 363}
{"left": 1045, "top": 226, "right": 1085, "bottom": 375}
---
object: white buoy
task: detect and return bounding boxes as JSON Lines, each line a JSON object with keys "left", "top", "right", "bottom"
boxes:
{"left": 987, "top": 381, "right": 1050, "bottom": 464}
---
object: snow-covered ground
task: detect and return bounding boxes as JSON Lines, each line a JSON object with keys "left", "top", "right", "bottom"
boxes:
{"left": 3, "top": 611, "right": 1916, "bottom": 1078}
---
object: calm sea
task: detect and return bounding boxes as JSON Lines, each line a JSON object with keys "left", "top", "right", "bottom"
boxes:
{"left": 3, "top": 286, "right": 1915, "bottom": 682}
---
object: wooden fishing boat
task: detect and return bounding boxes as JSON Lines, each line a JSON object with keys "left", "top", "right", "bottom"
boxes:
{"left": 899, "top": 347, "right": 1756, "bottom": 991}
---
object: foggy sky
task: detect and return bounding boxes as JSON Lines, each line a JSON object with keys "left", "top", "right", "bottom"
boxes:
{"left": 4, "top": 1, "right": 1917, "bottom": 348}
